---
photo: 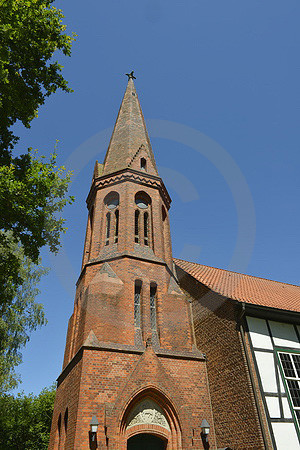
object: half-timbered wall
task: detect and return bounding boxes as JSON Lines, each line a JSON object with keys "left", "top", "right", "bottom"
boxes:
{"left": 246, "top": 316, "right": 300, "bottom": 449}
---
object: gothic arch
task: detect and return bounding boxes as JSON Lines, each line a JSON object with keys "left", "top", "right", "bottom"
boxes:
{"left": 119, "top": 387, "right": 182, "bottom": 450}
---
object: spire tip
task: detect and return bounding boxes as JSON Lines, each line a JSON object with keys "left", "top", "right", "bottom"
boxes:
{"left": 125, "top": 70, "right": 136, "bottom": 80}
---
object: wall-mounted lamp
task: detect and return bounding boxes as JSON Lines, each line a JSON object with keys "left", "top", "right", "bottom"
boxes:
{"left": 201, "top": 419, "right": 210, "bottom": 442}
{"left": 90, "top": 415, "right": 99, "bottom": 442}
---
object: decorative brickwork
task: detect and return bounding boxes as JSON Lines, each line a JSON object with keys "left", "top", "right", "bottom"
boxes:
{"left": 49, "top": 79, "right": 217, "bottom": 449}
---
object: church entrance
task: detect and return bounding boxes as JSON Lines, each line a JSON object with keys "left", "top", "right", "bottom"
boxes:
{"left": 127, "top": 433, "right": 167, "bottom": 450}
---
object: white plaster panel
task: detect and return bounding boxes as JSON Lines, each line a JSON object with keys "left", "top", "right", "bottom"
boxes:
{"left": 272, "top": 422, "right": 300, "bottom": 450}
{"left": 255, "top": 351, "right": 277, "bottom": 393}
{"left": 265, "top": 396, "right": 280, "bottom": 418}
{"left": 282, "top": 397, "right": 292, "bottom": 419}
{"left": 269, "top": 321, "right": 300, "bottom": 349}
{"left": 246, "top": 316, "right": 273, "bottom": 349}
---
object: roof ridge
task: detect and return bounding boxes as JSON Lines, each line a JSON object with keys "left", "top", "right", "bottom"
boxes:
{"left": 173, "top": 257, "right": 300, "bottom": 289}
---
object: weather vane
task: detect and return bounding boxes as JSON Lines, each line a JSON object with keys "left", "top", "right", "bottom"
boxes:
{"left": 125, "top": 71, "right": 136, "bottom": 80}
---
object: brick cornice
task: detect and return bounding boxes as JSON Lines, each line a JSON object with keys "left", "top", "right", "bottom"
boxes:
{"left": 76, "top": 252, "right": 173, "bottom": 286}
{"left": 86, "top": 168, "right": 171, "bottom": 210}
{"left": 57, "top": 344, "right": 206, "bottom": 387}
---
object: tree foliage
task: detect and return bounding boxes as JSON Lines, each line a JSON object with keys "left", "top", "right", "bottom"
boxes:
{"left": 0, "top": 0, "right": 76, "bottom": 157}
{"left": 0, "top": 0, "right": 76, "bottom": 391}
{"left": 0, "top": 234, "right": 48, "bottom": 393}
{"left": 0, "top": 150, "right": 74, "bottom": 277}
{"left": 0, "top": 384, "right": 56, "bottom": 449}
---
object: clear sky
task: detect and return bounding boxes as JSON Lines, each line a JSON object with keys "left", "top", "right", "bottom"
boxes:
{"left": 12, "top": 0, "right": 300, "bottom": 395}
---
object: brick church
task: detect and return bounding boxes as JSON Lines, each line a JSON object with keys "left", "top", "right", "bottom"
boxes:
{"left": 49, "top": 75, "right": 300, "bottom": 450}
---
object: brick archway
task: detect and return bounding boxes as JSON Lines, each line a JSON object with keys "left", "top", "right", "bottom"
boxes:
{"left": 119, "top": 388, "right": 182, "bottom": 450}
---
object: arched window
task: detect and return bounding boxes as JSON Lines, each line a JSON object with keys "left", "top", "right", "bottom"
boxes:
{"left": 135, "top": 210, "right": 140, "bottom": 243}
{"left": 104, "top": 191, "right": 119, "bottom": 209}
{"left": 135, "top": 192, "right": 152, "bottom": 247}
{"left": 104, "top": 192, "right": 120, "bottom": 246}
{"left": 135, "top": 192, "right": 151, "bottom": 210}
{"left": 150, "top": 283, "right": 157, "bottom": 330}
{"left": 105, "top": 212, "right": 111, "bottom": 246}
{"left": 88, "top": 206, "right": 94, "bottom": 255}
{"left": 140, "top": 157, "right": 147, "bottom": 171}
{"left": 134, "top": 280, "right": 142, "bottom": 327}
{"left": 64, "top": 408, "right": 68, "bottom": 433}
{"left": 58, "top": 413, "right": 61, "bottom": 433}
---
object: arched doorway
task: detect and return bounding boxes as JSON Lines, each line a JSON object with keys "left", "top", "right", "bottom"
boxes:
{"left": 119, "top": 389, "right": 182, "bottom": 449}
{"left": 127, "top": 433, "right": 167, "bottom": 450}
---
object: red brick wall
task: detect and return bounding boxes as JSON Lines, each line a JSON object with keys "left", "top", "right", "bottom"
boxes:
{"left": 50, "top": 347, "right": 216, "bottom": 449}
{"left": 50, "top": 166, "right": 216, "bottom": 449}
{"left": 176, "top": 267, "right": 267, "bottom": 450}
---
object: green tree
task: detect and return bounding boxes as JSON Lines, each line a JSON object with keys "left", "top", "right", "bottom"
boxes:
{"left": 0, "top": 384, "right": 56, "bottom": 449}
{"left": 0, "top": 234, "right": 49, "bottom": 393}
{"left": 0, "top": 0, "right": 76, "bottom": 390}
{"left": 0, "top": 0, "right": 76, "bottom": 156}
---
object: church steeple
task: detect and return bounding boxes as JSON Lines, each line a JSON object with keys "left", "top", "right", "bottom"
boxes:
{"left": 82, "top": 76, "right": 173, "bottom": 270}
{"left": 102, "top": 76, "right": 158, "bottom": 176}
{"left": 49, "top": 76, "right": 215, "bottom": 450}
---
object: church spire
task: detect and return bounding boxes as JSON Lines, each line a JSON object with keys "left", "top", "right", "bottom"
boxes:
{"left": 102, "top": 74, "right": 159, "bottom": 176}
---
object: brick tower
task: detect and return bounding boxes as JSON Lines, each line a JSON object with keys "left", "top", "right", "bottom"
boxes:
{"left": 49, "top": 75, "right": 217, "bottom": 450}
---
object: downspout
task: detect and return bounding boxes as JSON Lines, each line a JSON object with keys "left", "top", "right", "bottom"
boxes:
{"left": 238, "top": 303, "right": 269, "bottom": 450}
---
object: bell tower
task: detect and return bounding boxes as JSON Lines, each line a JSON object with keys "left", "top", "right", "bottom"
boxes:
{"left": 49, "top": 75, "right": 217, "bottom": 450}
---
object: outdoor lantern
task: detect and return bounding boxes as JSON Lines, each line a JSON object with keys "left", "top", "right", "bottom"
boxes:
{"left": 201, "top": 419, "right": 210, "bottom": 442}
{"left": 90, "top": 415, "right": 99, "bottom": 441}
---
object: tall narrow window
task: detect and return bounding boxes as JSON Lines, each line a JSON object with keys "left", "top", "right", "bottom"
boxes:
{"left": 88, "top": 206, "right": 94, "bottom": 256}
{"left": 104, "top": 191, "right": 120, "bottom": 247}
{"left": 150, "top": 283, "right": 157, "bottom": 330}
{"left": 135, "top": 210, "right": 140, "bottom": 243}
{"left": 134, "top": 280, "right": 142, "bottom": 327}
{"left": 64, "top": 408, "right": 68, "bottom": 433}
{"left": 114, "top": 209, "right": 119, "bottom": 243}
{"left": 135, "top": 192, "right": 151, "bottom": 247}
{"left": 105, "top": 212, "right": 111, "bottom": 246}
{"left": 144, "top": 212, "right": 149, "bottom": 246}
{"left": 141, "top": 158, "right": 147, "bottom": 171}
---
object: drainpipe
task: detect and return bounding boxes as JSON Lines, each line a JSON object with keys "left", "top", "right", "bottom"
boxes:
{"left": 238, "top": 303, "right": 269, "bottom": 450}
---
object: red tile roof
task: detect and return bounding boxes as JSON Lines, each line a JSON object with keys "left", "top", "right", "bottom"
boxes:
{"left": 174, "top": 258, "right": 300, "bottom": 313}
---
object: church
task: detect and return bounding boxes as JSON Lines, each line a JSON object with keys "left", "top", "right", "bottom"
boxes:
{"left": 49, "top": 75, "right": 300, "bottom": 450}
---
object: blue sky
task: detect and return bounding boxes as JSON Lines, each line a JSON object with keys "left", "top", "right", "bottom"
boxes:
{"left": 12, "top": 0, "right": 300, "bottom": 395}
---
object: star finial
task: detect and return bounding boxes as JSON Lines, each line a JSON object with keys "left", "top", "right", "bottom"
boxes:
{"left": 125, "top": 70, "right": 136, "bottom": 80}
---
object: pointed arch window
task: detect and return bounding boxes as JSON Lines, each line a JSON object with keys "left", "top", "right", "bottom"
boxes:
{"left": 134, "top": 280, "right": 142, "bottom": 327}
{"left": 104, "top": 192, "right": 120, "bottom": 246}
{"left": 64, "top": 408, "right": 68, "bottom": 433}
{"left": 135, "top": 192, "right": 152, "bottom": 248}
{"left": 150, "top": 283, "right": 157, "bottom": 330}
{"left": 88, "top": 206, "right": 94, "bottom": 256}
{"left": 141, "top": 157, "right": 147, "bottom": 171}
